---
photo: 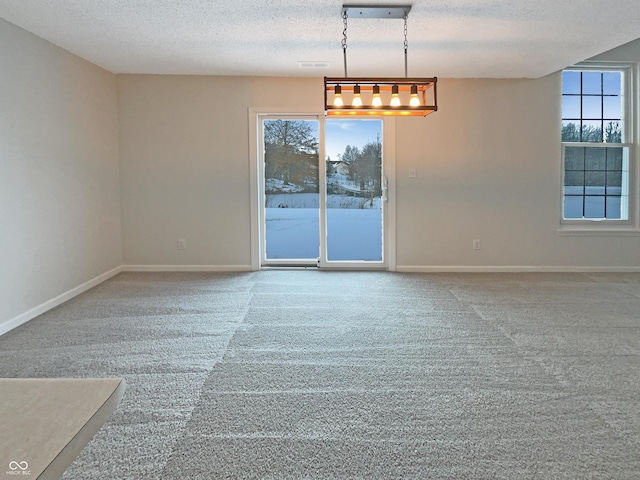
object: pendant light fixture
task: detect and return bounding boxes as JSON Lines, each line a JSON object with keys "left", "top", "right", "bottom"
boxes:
{"left": 324, "top": 5, "right": 438, "bottom": 117}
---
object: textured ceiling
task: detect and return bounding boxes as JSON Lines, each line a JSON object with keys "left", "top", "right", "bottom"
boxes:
{"left": 1, "top": 0, "right": 639, "bottom": 78}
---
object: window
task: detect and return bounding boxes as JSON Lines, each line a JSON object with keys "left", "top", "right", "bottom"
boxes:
{"left": 561, "top": 68, "right": 630, "bottom": 221}
{"left": 563, "top": 146, "right": 628, "bottom": 219}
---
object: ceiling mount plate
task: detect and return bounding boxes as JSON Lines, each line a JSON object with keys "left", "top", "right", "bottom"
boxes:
{"left": 342, "top": 4, "right": 412, "bottom": 19}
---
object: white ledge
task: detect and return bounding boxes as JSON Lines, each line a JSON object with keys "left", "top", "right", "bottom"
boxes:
{"left": 557, "top": 228, "right": 640, "bottom": 237}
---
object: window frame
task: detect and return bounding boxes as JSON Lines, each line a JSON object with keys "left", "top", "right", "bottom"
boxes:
{"left": 560, "top": 63, "right": 637, "bottom": 228}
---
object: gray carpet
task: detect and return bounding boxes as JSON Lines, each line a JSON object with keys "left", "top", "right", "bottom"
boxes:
{"left": 0, "top": 271, "right": 639, "bottom": 479}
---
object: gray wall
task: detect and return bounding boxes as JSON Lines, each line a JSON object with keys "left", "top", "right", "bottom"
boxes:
{"left": 0, "top": 20, "right": 122, "bottom": 331}
{"left": 395, "top": 76, "right": 639, "bottom": 269}
{"left": 118, "top": 74, "right": 640, "bottom": 270}
{"left": 117, "top": 75, "right": 323, "bottom": 267}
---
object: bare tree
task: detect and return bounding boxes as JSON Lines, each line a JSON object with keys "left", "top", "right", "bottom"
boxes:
{"left": 264, "top": 120, "right": 319, "bottom": 190}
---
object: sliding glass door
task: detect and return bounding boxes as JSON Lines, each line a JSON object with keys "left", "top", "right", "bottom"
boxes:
{"left": 262, "top": 118, "right": 320, "bottom": 265}
{"left": 325, "top": 119, "right": 383, "bottom": 262}
{"left": 259, "top": 116, "right": 386, "bottom": 268}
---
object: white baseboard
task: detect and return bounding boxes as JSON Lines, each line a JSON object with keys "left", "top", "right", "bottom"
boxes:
{"left": 396, "top": 265, "right": 640, "bottom": 273}
{"left": 0, "top": 266, "right": 123, "bottom": 337}
{"left": 122, "top": 264, "right": 640, "bottom": 273}
{"left": 121, "top": 265, "right": 252, "bottom": 272}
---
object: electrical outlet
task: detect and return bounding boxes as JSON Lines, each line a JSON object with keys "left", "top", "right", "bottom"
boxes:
{"left": 177, "top": 239, "right": 187, "bottom": 250}
{"left": 473, "top": 239, "right": 481, "bottom": 250}
{"left": 409, "top": 168, "right": 417, "bottom": 178}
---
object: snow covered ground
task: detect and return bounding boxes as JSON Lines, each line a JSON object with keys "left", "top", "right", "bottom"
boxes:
{"left": 265, "top": 193, "right": 382, "bottom": 261}
{"left": 326, "top": 208, "right": 382, "bottom": 261}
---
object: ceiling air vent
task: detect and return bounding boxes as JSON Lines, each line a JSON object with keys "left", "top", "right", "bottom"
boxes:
{"left": 298, "top": 61, "right": 329, "bottom": 69}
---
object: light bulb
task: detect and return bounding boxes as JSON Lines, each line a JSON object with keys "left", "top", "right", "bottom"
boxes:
{"left": 390, "top": 84, "right": 401, "bottom": 107}
{"left": 409, "top": 84, "right": 421, "bottom": 107}
{"left": 352, "top": 85, "right": 363, "bottom": 107}
{"left": 371, "top": 85, "right": 382, "bottom": 107}
{"left": 333, "top": 85, "right": 343, "bottom": 107}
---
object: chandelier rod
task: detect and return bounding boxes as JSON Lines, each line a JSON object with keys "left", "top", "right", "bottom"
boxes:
{"left": 403, "top": 13, "right": 408, "bottom": 78}
{"left": 342, "top": 9, "right": 348, "bottom": 77}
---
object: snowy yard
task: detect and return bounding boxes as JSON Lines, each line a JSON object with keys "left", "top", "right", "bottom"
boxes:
{"left": 265, "top": 193, "right": 382, "bottom": 261}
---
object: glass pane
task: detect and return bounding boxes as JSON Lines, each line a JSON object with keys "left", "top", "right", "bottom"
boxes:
{"left": 565, "top": 147, "right": 584, "bottom": 170}
{"left": 581, "top": 121, "right": 603, "bottom": 142}
{"left": 603, "top": 96, "right": 621, "bottom": 120}
{"left": 603, "top": 72, "right": 621, "bottom": 95}
{"left": 562, "top": 122, "right": 581, "bottom": 142}
{"left": 564, "top": 171, "right": 583, "bottom": 187}
{"left": 326, "top": 119, "right": 383, "bottom": 262}
{"left": 584, "top": 171, "right": 605, "bottom": 190}
{"left": 605, "top": 196, "right": 621, "bottom": 218}
{"left": 563, "top": 195, "right": 583, "bottom": 218}
{"left": 264, "top": 119, "right": 319, "bottom": 260}
{"left": 562, "top": 71, "right": 581, "bottom": 94}
{"left": 562, "top": 96, "right": 580, "bottom": 119}
{"left": 607, "top": 148, "right": 623, "bottom": 170}
{"left": 582, "top": 96, "right": 601, "bottom": 119}
{"left": 584, "top": 196, "right": 605, "bottom": 218}
{"left": 604, "top": 121, "right": 622, "bottom": 143}
{"left": 606, "top": 171, "right": 622, "bottom": 188}
{"left": 585, "top": 148, "right": 606, "bottom": 170}
{"left": 582, "top": 72, "right": 602, "bottom": 94}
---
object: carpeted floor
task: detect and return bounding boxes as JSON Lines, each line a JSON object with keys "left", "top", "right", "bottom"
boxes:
{"left": 0, "top": 271, "right": 639, "bottom": 479}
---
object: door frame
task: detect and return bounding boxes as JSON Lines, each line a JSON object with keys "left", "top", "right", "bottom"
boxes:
{"left": 248, "top": 107, "right": 396, "bottom": 271}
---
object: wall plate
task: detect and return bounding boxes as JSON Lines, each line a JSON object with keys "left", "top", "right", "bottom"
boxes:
{"left": 342, "top": 5, "right": 412, "bottom": 19}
